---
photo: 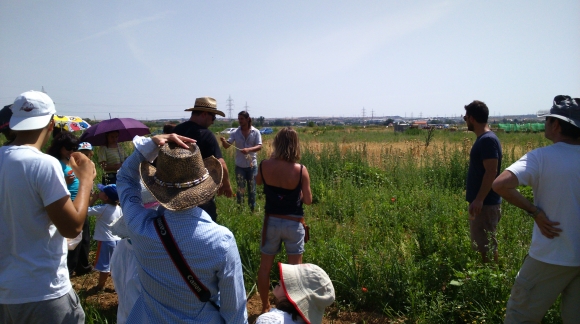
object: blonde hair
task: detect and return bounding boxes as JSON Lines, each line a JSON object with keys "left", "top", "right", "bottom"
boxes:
{"left": 272, "top": 127, "right": 300, "bottom": 163}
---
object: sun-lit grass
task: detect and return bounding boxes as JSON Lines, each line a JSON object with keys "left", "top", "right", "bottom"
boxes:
{"left": 2, "top": 127, "right": 562, "bottom": 323}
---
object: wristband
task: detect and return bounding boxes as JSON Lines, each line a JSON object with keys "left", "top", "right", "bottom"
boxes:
{"left": 527, "top": 206, "right": 541, "bottom": 219}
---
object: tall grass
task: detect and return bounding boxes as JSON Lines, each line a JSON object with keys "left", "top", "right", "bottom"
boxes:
{"left": 3, "top": 129, "right": 561, "bottom": 323}
{"left": 219, "top": 129, "right": 560, "bottom": 323}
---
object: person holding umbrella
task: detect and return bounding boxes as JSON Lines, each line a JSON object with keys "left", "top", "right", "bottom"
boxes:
{"left": 98, "top": 131, "right": 127, "bottom": 185}
{"left": 79, "top": 118, "right": 151, "bottom": 185}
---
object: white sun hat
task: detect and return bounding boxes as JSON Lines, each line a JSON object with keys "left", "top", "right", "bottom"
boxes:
{"left": 279, "top": 263, "right": 335, "bottom": 324}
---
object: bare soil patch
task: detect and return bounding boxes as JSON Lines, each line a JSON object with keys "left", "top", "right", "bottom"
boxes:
{"left": 71, "top": 272, "right": 394, "bottom": 323}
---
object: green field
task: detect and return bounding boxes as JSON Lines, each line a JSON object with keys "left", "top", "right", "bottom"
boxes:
{"left": 2, "top": 126, "right": 563, "bottom": 323}
{"left": 216, "top": 126, "right": 558, "bottom": 323}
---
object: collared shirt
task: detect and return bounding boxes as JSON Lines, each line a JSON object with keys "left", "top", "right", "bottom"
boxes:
{"left": 227, "top": 126, "right": 262, "bottom": 168}
{"left": 116, "top": 136, "right": 248, "bottom": 324}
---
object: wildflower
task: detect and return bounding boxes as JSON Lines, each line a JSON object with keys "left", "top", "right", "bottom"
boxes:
{"left": 361, "top": 287, "right": 368, "bottom": 293}
{"left": 391, "top": 197, "right": 396, "bottom": 203}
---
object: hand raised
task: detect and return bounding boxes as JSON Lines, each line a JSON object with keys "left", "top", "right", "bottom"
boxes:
{"left": 69, "top": 152, "right": 96, "bottom": 183}
{"left": 152, "top": 134, "right": 196, "bottom": 149}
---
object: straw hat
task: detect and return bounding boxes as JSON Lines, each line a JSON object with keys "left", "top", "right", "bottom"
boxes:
{"left": 140, "top": 143, "right": 222, "bottom": 211}
{"left": 279, "top": 263, "right": 335, "bottom": 324}
{"left": 184, "top": 97, "right": 225, "bottom": 117}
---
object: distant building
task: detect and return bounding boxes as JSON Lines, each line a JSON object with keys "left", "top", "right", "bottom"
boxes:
{"left": 412, "top": 120, "right": 429, "bottom": 129}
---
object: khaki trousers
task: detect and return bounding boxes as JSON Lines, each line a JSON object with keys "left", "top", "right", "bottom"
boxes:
{"left": 504, "top": 256, "right": 580, "bottom": 324}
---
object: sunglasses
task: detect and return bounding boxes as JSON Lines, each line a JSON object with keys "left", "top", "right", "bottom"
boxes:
{"left": 65, "top": 145, "right": 77, "bottom": 151}
{"left": 209, "top": 113, "right": 216, "bottom": 121}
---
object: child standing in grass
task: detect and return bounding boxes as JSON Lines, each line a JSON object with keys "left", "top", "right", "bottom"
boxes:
{"left": 89, "top": 184, "right": 123, "bottom": 291}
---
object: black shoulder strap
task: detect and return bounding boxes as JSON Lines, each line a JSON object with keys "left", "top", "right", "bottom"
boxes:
{"left": 153, "top": 216, "right": 220, "bottom": 310}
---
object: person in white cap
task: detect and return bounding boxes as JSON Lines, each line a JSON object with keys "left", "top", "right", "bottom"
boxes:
{"left": 493, "top": 95, "right": 580, "bottom": 323}
{"left": 256, "top": 263, "right": 335, "bottom": 324}
{"left": 0, "top": 90, "right": 96, "bottom": 324}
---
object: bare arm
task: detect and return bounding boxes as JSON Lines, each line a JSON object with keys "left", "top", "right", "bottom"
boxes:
{"left": 301, "top": 166, "right": 313, "bottom": 205}
{"left": 220, "top": 137, "right": 231, "bottom": 149}
{"left": 240, "top": 144, "right": 262, "bottom": 155}
{"left": 469, "top": 158, "right": 498, "bottom": 219}
{"left": 217, "top": 158, "right": 234, "bottom": 198}
{"left": 46, "top": 153, "right": 96, "bottom": 238}
{"left": 492, "top": 170, "right": 561, "bottom": 239}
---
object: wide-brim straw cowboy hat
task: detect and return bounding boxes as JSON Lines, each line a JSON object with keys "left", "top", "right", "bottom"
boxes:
{"left": 184, "top": 97, "right": 226, "bottom": 117}
{"left": 140, "top": 142, "right": 223, "bottom": 211}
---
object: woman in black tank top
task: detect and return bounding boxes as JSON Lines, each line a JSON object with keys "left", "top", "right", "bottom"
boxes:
{"left": 255, "top": 127, "right": 313, "bottom": 314}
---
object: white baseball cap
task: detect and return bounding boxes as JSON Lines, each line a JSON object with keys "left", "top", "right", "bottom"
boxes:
{"left": 9, "top": 90, "right": 56, "bottom": 131}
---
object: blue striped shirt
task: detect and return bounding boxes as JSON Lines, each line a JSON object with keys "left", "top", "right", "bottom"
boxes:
{"left": 117, "top": 136, "right": 248, "bottom": 324}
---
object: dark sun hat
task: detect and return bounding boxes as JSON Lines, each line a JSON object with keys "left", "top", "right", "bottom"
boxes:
{"left": 538, "top": 95, "right": 580, "bottom": 129}
{"left": 184, "top": 97, "right": 226, "bottom": 117}
{"left": 140, "top": 143, "right": 222, "bottom": 211}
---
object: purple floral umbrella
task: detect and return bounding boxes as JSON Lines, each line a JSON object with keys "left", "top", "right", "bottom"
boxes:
{"left": 80, "top": 118, "right": 150, "bottom": 146}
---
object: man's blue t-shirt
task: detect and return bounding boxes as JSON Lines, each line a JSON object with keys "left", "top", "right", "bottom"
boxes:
{"left": 466, "top": 131, "right": 502, "bottom": 205}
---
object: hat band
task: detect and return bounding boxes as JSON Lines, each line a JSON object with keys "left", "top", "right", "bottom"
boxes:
{"left": 154, "top": 171, "right": 209, "bottom": 189}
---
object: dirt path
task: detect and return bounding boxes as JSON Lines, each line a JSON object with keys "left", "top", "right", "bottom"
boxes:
{"left": 71, "top": 271, "right": 394, "bottom": 323}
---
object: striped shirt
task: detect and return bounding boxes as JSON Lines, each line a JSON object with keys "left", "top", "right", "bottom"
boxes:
{"left": 116, "top": 136, "right": 248, "bottom": 324}
{"left": 97, "top": 146, "right": 127, "bottom": 171}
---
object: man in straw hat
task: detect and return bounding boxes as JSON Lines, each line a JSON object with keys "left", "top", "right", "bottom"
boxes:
{"left": 116, "top": 133, "right": 247, "bottom": 323}
{"left": 493, "top": 95, "right": 580, "bottom": 323}
{"left": 1, "top": 91, "right": 96, "bottom": 323}
{"left": 173, "top": 97, "right": 234, "bottom": 222}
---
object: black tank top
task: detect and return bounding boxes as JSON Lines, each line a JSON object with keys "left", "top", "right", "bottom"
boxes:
{"left": 260, "top": 161, "right": 304, "bottom": 216}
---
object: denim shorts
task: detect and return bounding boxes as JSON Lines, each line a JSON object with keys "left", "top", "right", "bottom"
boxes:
{"left": 261, "top": 216, "right": 305, "bottom": 255}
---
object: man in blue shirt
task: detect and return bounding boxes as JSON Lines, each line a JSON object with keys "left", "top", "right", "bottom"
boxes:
{"left": 116, "top": 133, "right": 248, "bottom": 323}
{"left": 220, "top": 111, "right": 262, "bottom": 211}
{"left": 464, "top": 100, "right": 503, "bottom": 263}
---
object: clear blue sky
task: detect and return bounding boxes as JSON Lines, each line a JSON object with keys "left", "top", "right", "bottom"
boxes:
{"left": 1, "top": 1, "right": 578, "bottom": 120}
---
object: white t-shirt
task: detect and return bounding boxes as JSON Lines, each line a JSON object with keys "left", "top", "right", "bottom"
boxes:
{"left": 88, "top": 204, "right": 123, "bottom": 241}
{"left": 255, "top": 308, "right": 305, "bottom": 324}
{"left": 0, "top": 145, "right": 72, "bottom": 303}
{"left": 507, "top": 142, "right": 580, "bottom": 266}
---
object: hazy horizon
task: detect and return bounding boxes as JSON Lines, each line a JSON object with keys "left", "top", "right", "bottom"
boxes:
{"left": 2, "top": 1, "right": 578, "bottom": 120}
